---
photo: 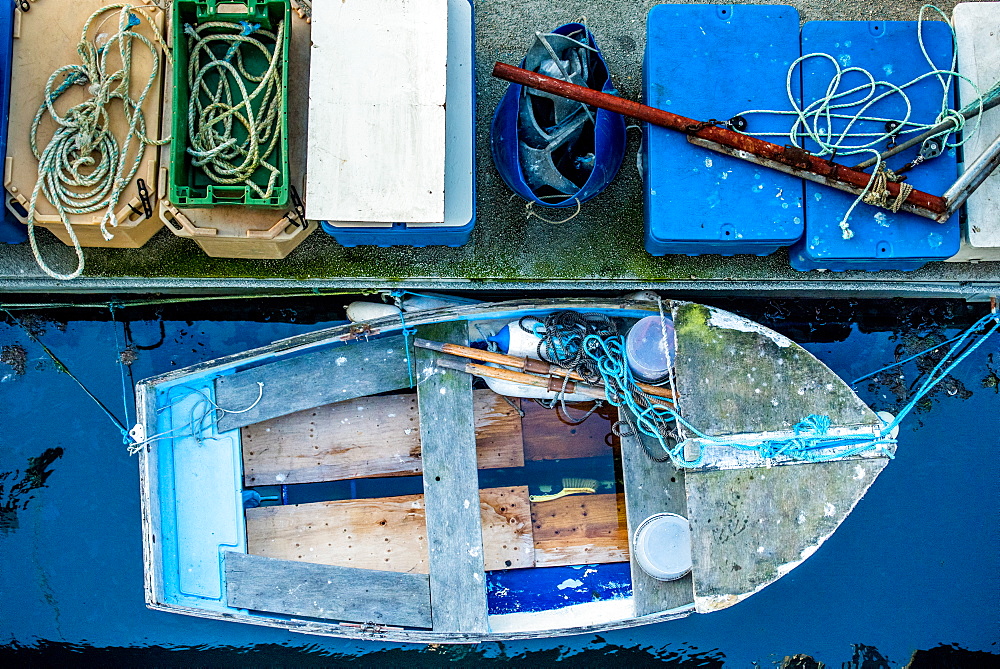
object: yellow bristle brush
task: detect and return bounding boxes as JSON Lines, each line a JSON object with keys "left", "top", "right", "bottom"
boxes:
{"left": 529, "top": 478, "right": 598, "bottom": 503}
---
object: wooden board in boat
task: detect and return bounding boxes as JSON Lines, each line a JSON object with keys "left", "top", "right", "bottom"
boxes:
{"left": 618, "top": 410, "right": 695, "bottom": 615}
{"left": 224, "top": 552, "right": 433, "bottom": 628}
{"left": 242, "top": 389, "right": 524, "bottom": 485}
{"left": 521, "top": 401, "right": 618, "bottom": 461}
{"left": 531, "top": 493, "right": 629, "bottom": 567}
{"left": 246, "top": 487, "right": 534, "bottom": 574}
{"left": 672, "top": 302, "right": 888, "bottom": 612}
{"left": 415, "top": 319, "right": 490, "bottom": 632}
{"left": 215, "top": 334, "right": 412, "bottom": 432}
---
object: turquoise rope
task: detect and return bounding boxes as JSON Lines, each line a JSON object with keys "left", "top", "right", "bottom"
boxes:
{"left": 579, "top": 309, "right": 998, "bottom": 466}
{"left": 398, "top": 309, "right": 417, "bottom": 388}
{"left": 876, "top": 311, "right": 1000, "bottom": 436}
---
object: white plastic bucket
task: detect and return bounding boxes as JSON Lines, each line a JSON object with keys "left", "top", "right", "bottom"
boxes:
{"left": 632, "top": 513, "right": 692, "bottom": 581}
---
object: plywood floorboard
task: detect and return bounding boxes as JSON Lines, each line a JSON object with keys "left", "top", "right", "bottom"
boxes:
{"left": 246, "top": 486, "right": 534, "bottom": 574}
{"left": 531, "top": 493, "right": 629, "bottom": 567}
{"left": 242, "top": 389, "right": 523, "bottom": 485}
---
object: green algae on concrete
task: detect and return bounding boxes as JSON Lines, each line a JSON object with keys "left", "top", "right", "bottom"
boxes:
{"left": 1, "top": 0, "right": 995, "bottom": 293}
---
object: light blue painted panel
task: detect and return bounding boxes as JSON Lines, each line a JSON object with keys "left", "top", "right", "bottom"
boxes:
{"left": 791, "top": 21, "right": 960, "bottom": 271}
{"left": 643, "top": 4, "right": 803, "bottom": 257}
{"left": 156, "top": 379, "right": 245, "bottom": 608}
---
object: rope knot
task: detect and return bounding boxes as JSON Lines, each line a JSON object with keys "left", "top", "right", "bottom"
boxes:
{"left": 239, "top": 21, "right": 261, "bottom": 36}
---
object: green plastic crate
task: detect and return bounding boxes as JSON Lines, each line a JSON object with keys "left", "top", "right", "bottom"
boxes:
{"left": 170, "top": 0, "right": 290, "bottom": 208}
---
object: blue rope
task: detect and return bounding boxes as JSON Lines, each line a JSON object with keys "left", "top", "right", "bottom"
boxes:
{"left": 852, "top": 330, "right": 970, "bottom": 384}
{"left": 575, "top": 315, "right": 999, "bottom": 467}
{"left": 398, "top": 309, "right": 417, "bottom": 388}
{"left": 876, "top": 311, "right": 1000, "bottom": 436}
{"left": 109, "top": 302, "right": 134, "bottom": 445}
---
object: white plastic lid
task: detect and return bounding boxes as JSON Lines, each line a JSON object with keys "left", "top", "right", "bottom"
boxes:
{"left": 632, "top": 513, "right": 692, "bottom": 581}
{"left": 626, "top": 315, "right": 676, "bottom": 382}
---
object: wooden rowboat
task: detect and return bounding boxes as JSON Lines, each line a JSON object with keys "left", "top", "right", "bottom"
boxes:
{"left": 134, "top": 297, "right": 895, "bottom": 642}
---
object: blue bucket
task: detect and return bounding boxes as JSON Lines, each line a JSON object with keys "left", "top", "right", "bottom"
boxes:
{"left": 1, "top": 6, "right": 26, "bottom": 244}
{"left": 490, "top": 23, "right": 626, "bottom": 208}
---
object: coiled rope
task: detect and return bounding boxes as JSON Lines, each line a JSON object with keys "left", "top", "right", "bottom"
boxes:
{"left": 735, "top": 4, "right": 990, "bottom": 239}
{"left": 183, "top": 19, "right": 284, "bottom": 199}
{"left": 27, "top": 4, "right": 170, "bottom": 280}
{"left": 576, "top": 307, "right": 999, "bottom": 468}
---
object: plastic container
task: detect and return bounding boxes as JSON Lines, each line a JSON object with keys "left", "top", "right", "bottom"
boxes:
{"left": 491, "top": 22, "right": 626, "bottom": 208}
{"left": 158, "top": 4, "right": 313, "bottom": 258}
{"left": 169, "top": 0, "right": 290, "bottom": 209}
{"left": 0, "top": 5, "right": 24, "bottom": 244}
{"left": 3, "top": 0, "right": 165, "bottom": 248}
{"left": 321, "top": 0, "right": 476, "bottom": 248}
{"left": 790, "top": 20, "right": 960, "bottom": 271}
{"left": 625, "top": 315, "right": 676, "bottom": 383}
{"left": 632, "top": 513, "right": 692, "bottom": 581}
{"left": 643, "top": 4, "right": 803, "bottom": 257}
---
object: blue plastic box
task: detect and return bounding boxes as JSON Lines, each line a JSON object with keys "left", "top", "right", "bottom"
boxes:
{"left": 790, "top": 21, "right": 960, "bottom": 271}
{"left": 1, "top": 3, "right": 26, "bottom": 244}
{"left": 643, "top": 4, "right": 803, "bottom": 257}
{"left": 322, "top": 0, "right": 475, "bottom": 248}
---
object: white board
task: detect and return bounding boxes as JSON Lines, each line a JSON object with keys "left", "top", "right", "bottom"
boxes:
{"left": 305, "top": 0, "right": 448, "bottom": 224}
{"left": 949, "top": 2, "right": 1000, "bottom": 261}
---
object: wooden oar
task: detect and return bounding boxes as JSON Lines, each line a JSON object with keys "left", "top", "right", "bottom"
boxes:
{"left": 433, "top": 357, "right": 675, "bottom": 408}
{"left": 414, "top": 338, "right": 676, "bottom": 401}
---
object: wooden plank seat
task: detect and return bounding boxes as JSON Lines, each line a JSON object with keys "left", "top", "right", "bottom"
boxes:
{"left": 619, "top": 408, "right": 695, "bottom": 616}
{"left": 216, "top": 334, "right": 413, "bottom": 432}
{"left": 414, "top": 321, "right": 489, "bottom": 632}
{"left": 224, "top": 552, "right": 433, "bottom": 628}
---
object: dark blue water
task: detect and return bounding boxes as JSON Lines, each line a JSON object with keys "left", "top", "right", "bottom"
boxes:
{"left": 1, "top": 298, "right": 996, "bottom": 666}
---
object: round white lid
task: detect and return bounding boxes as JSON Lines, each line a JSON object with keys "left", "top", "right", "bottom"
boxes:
{"left": 632, "top": 513, "right": 692, "bottom": 581}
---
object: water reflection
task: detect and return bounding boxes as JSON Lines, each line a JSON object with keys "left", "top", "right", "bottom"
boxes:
{"left": 0, "top": 297, "right": 995, "bottom": 665}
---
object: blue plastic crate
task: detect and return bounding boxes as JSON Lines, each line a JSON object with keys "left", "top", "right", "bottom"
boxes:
{"left": 790, "top": 21, "right": 960, "bottom": 271}
{"left": 1, "top": 3, "right": 26, "bottom": 244}
{"left": 322, "top": 0, "right": 475, "bottom": 248}
{"left": 643, "top": 4, "right": 803, "bottom": 257}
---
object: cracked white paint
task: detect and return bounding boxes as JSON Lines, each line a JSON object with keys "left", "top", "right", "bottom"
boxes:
{"left": 557, "top": 578, "right": 584, "bottom": 590}
{"left": 707, "top": 308, "right": 793, "bottom": 348}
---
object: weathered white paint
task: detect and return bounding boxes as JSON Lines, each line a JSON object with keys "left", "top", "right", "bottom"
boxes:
{"left": 707, "top": 308, "right": 794, "bottom": 348}
{"left": 305, "top": 0, "right": 448, "bottom": 223}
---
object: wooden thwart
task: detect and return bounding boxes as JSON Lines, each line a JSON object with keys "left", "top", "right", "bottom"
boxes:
{"left": 215, "top": 334, "right": 412, "bottom": 432}
{"left": 246, "top": 487, "right": 534, "bottom": 574}
{"left": 224, "top": 551, "right": 433, "bottom": 628}
{"left": 531, "top": 493, "right": 629, "bottom": 567}
{"left": 242, "top": 389, "right": 524, "bottom": 485}
{"left": 618, "top": 408, "right": 694, "bottom": 616}
{"left": 414, "top": 321, "right": 488, "bottom": 632}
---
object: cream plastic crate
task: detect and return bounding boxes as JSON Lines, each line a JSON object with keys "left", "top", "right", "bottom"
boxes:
{"left": 156, "top": 2, "right": 314, "bottom": 259}
{"left": 3, "top": 0, "right": 166, "bottom": 248}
